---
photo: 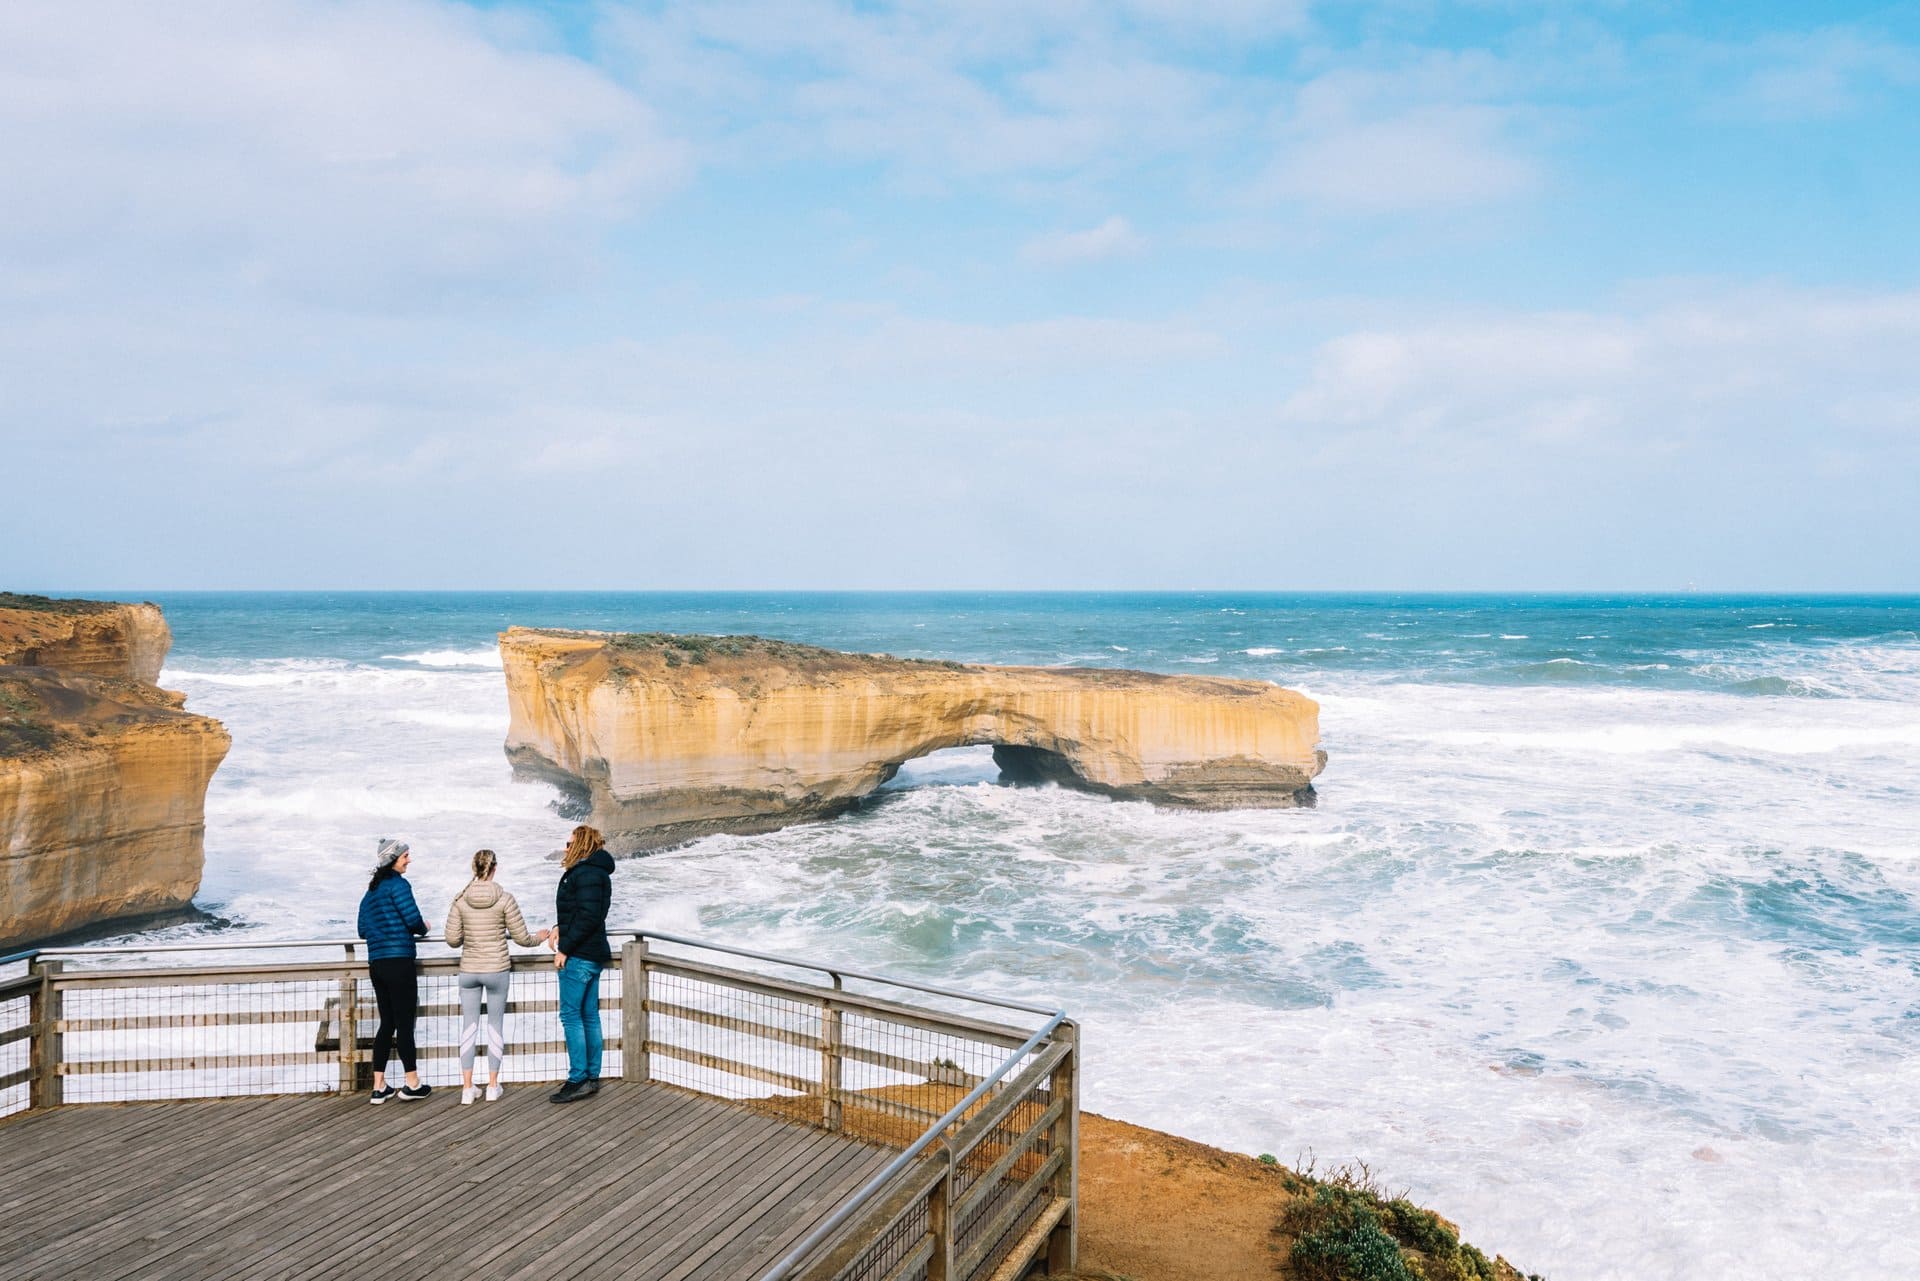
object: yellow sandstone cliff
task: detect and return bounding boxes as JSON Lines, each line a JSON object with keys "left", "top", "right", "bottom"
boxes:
{"left": 500, "top": 628, "right": 1326, "bottom": 851}
{"left": 0, "top": 596, "right": 229, "bottom": 949}
{"left": 0, "top": 594, "right": 172, "bottom": 683}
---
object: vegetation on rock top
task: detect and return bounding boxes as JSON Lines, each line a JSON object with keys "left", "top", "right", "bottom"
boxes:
{"left": 1273, "top": 1161, "right": 1542, "bottom": 1281}
{"left": 0, "top": 593, "right": 126, "bottom": 616}
{"left": 600, "top": 631, "right": 970, "bottom": 673}
{"left": 0, "top": 679, "right": 60, "bottom": 757}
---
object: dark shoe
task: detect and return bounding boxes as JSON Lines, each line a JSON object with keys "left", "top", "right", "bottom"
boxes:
{"left": 550, "top": 1080, "right": 589, "bottom": 1104}
{"left": 580, "top": 1078, "right": 602, "bottom": 1096}
{"left": 370, "top": 1086, "right": 397, "bottom": 1105}
{"left": 396, "top": 1082, "right": 432, "bottom": 1102}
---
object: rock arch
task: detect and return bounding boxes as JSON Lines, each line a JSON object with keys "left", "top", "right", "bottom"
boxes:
{"left": 500, "top": 627, "right": 1326, "bottom": 852}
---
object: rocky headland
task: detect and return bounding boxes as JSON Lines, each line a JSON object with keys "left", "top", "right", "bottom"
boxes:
{"left": 0, "top": 593, "right": 171, "bottom": 683}
{"left": 500, "top": 627, "right": 1325, "bottom": 851}
{"left": 0, "top": 595, "right": 230, "bottom": 949}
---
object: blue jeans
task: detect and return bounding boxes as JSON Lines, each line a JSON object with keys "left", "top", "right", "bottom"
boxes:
{"left": 557, "top": 956, "right": 603, "bottom": 1084}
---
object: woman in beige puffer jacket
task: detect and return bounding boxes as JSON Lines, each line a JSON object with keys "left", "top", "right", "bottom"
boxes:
{"left": 444, "top": 849, "right": 548, "bottom": 1104}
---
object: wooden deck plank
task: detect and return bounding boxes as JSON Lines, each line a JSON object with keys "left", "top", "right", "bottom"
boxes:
{"left": 573, "top": 1121, "right": 837, "bottom": 1278}
{"left": 435, "top": 1088, "right": 776, "bottom": 1279}
{"left": 18, "top": 1089, "right": 544, "bottom": 1280}
{"left": 0, "top": 1082, "right": 895, "bottom": 1281}
{"left": 303, "top": 1085, "right": 723, "bottom": 1281}
{"left": 21, "top": 1092, "right": 454, "bottom": 1281}
{"left": 188, "top": 1082, "right": 647, "bottom": 1281}
{"left": 621, "top": 1131, "right": 872, "bottom": 1281}
{"left": 167, "top": 1084, "right": 630, "bottom": 1281}
{"left": 493, "top": 1101, "right": 830, "bottom": 1279}
{"left": 0, "top": 1096, "right": 338, "bottom": 1265}
{"left": 683, "top": 1140, "right": 896, "bottom": 1281}
{"left": 1, "top": 1093, "right": 276, "bottom": 1191}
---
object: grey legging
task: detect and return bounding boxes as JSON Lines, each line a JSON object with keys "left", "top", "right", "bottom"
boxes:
{"left": 457, "top": 970, "right": 512, "bottom": 1073}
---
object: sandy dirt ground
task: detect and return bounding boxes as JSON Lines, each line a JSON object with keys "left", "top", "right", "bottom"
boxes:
{"left": 1073, "top": 1109, "right": 1296, "bottom": 1280}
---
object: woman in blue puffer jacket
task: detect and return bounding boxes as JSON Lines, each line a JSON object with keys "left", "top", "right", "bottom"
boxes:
{"left": 356, "top": 838, "right": 432, "bottom": 1103}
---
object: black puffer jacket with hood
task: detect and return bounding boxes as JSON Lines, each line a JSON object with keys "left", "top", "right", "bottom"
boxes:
{"left": 554, "top": 848, "right": 615, "bottom": 964}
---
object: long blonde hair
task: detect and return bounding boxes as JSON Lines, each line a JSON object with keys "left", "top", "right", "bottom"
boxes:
{"left": 562, "top": 825, "right": 603, "bottom": 870}
{"left": 471, "top": 849, "right": 497, "bottom": 880}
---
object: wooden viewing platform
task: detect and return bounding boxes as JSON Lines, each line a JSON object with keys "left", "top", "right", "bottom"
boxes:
{"left": 0, "top": 1081, "right": 890, "bottom": 1280}
{"left": 0, "top": 930, "right": 1079, "bottom": 1281}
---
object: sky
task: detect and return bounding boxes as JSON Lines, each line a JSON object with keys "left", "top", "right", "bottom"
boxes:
{"left": 3, "top": 0, "right": 1918, "bottom": 591}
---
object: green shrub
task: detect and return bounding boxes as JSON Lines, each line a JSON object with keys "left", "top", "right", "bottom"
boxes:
{"left": 1258, "top": 1153, "right": 1280, "bottom": 1166}
{"left": 1285, "top": 1187, "right": 1414, "bottom": 1281}
{"left": 1277, "top": 1168, "right": 1513, "bottom": 1281}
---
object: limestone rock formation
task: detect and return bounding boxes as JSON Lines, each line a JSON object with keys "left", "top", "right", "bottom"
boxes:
{"left": 0, "top": 597, "right": 229, "bottom": 949}
{"left": 0, "top": 594, "right": 172, "bottom": 683}
{"left": 500, "top": 628, "right": 1326, "bottom": 852}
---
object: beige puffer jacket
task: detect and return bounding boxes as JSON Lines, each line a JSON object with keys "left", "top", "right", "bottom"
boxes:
{"left": 444, "top": 879, "right": 539, "bottom": 973}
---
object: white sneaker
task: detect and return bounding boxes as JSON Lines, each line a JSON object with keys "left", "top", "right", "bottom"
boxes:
{"left": 460, "top": 1085, "right": 477, "bottom": 1106}
{"left": 484, "top": 1083, "right": 503, "bottom": 1102}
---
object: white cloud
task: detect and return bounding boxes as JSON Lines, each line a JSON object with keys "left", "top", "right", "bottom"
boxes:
{"left": 1256, "top": 54, "right": 1540, "bottom": 214}
{"left": 596, "top": 0, "right": 1258, "bottom": 185}
{"left": 1021, "top": 215, "right": 1147, "bottom": 265}
{"left": 1276, "top": 286, "right": 1920, "bottom": 460}
{"left": 1263, "top": 105, "right": 1536, "bottom": 213}
{"left": 1713, "top": 29, "right": 1920, "bottom": 120}
{"left": 0, "top": 0, "right": 686, "bottom": 308}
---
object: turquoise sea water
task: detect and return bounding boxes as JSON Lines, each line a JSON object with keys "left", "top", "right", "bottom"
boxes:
{"left": 103, "top": 592, "right": 1920, "bottom": 1279}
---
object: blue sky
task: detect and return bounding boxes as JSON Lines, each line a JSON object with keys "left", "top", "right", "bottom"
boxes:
{"left": 3, "top": 0, "right": 1917, "bottom": 590}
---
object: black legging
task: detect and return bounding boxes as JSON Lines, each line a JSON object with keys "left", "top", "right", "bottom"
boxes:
{"left": 368, "top": 957, "right": 419, "bottom": 1074}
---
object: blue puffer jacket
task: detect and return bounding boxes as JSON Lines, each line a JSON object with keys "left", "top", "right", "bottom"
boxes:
{"left": 357, "top": 872, "right": 428, "bottom": 960}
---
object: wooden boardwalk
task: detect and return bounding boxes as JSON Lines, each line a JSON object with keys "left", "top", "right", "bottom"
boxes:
{"left": 0, "top": 1081, "right": 894, "bottom": 1281}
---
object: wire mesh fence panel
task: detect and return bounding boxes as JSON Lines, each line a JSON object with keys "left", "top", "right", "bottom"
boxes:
{"left": 647, "top": 968, "right": 825, "bottom": 1105}
{"left": 832, "top": 1194, "right": 933, "bottom": 1281}
{"left": 834, "top": 1010, "right": 1006, "bottom": 1152}
{"left": 351, "top": 960, "right": 617, "bottom": 1089}
{"left": 0, "top": 984, "right": 31, "bottom": 1118}
{"left": 56, "top": 975, "right": 342, "bottom": 1102}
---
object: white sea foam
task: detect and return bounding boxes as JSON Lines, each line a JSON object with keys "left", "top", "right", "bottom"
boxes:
{"left": 388, "top": 710, "right": 507, "bottom": 731}
{"left": 1500, "top": 634, "right": 1529, "bottom": 640}
{"left": 1244, "top": 647, "right": 1284, "bottom": 656}
{"left": 385, "top": 648, "right": 504, "bottom": 668}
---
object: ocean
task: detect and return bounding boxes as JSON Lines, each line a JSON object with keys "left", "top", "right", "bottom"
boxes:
{"left": 106, "top": 591, "right": 1920, "bottom": 1279}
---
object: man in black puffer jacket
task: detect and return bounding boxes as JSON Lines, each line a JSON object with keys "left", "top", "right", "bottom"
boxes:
{"left": 550, "top": 824, "right": 615, "bottom": 1103}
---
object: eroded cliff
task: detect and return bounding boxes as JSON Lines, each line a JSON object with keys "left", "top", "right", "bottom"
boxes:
{"left": 0, "top": 594, "right": 172, "bottom": 683}
{"left": 0, "top": 598, "right": 228, "bottom": 948}
{"left": 500, "top": 628, "right": 1326, "bottom": 851}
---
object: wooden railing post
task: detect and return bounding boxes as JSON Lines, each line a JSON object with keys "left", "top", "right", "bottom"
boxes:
{"left": 1046, "top": 1020, "right": 1079, "bottom": 1273}
{"left": 927, "top": 1147, "right": 954, "bottom": 1281}
{"left": 29, "top": 958, "right": 62, "bottom": 1111}
{"left": 821, "top": 980, "right": 844, "bottom": 1132}
{"left": 336, "top": 963, "right": 359, "bottom": 1095}
{"left": 621, "top": 938, "right": 650, "bottom": 1083}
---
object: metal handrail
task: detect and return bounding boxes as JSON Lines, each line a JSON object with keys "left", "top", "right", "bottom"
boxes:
{"left": 11, "top": 925, "right": 1073, "bottom": 1280}
{"left": 35, "top": 928, "right": 1063, "bottom": 1020}
{"left": 636, "top": 929, "right": 1062, "bottom": 1018}
{"left": 755, "top": 1012, "right": 1067, "bottom": 1281}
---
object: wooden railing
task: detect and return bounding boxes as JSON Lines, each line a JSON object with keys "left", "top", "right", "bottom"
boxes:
{"left": 0, "top": 931, "right": 1077, "bottom": 1281}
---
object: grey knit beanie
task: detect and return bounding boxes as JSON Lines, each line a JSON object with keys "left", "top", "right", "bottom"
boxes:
{"left": 375, "top": 838, "right": 410, "bottom": 872}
